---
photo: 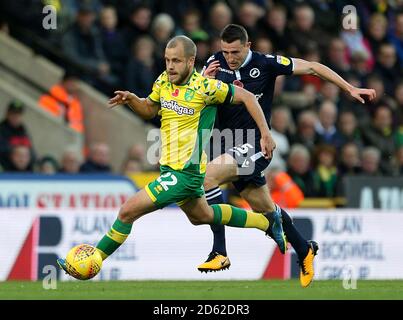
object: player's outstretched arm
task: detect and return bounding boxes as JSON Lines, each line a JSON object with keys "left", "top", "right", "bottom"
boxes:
{"left": 232, "top": 86, "right": 276, "bottom": 159}
{"left": 108, "top": 90, "right": 159, "bottom": 120}
{"left": 292, "top": 58, "right": 377, "bottom": 104}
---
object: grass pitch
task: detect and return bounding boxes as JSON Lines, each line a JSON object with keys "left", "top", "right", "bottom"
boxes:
{"left": 1, "top": 280, "right": 403, "bottom": 300}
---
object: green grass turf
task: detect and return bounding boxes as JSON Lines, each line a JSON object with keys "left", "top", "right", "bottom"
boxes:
{"left": 1, "top": 280, "right": 402, "bottom": 300}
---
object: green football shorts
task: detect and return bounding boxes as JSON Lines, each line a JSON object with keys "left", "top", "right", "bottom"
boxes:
{"left": 145, "top": 165, "right": 205, "bottom": 208}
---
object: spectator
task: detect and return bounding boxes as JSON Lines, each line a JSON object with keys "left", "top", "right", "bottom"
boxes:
{"left": 266, "top": 168, "right": 304, "bottom": 209}
{"left": 99, "top": 6, "right": 128, "bottom": 83}
{"left": 312, "top": 144, "right": 338, "bottom": 197}
{"left": 315, "top": 100, "right": 342, "bottom": 148}
{"left": 4, "top": 145, "right": 33, "bottom": 173}
{"left": 207, "top": 2, "right": 233, "bottom": 38}
{"left": 121, "top": 143, "right": 151, "bottom": 174}
{"left": 338, "top": 142, "right": 362, "bottom": 176}
{"left": 180, "top": 9, "right": 206, "bottom": 39}
{"left": 362, "top": 105, "right": 397, "bottom": 174}
{"left": 396, "top": 146, "right": 403, "bottom": 175}
{"left": 125, "top": 36, "right": 157, "bottom": 99}
{"left": 318, "top": 82, "right": 340, "bottom": 106}
{"left": 339, "top": 74, "right": 363, "bottom": 111}
{"left": 336, "top": 142, "right": 362, "bottom": 196}
{"left": 366, "top": 13, "right": 389, "bottom": 56}
{"left": 38, "top": 73, "right": 85, "bottom": 133}
{"left": 191, "top": 31, "right": 210, "bottom": 72}
{"left": 61, "top": 4, "right": 112, "bottom": 87}
{"left": 37, "top": 155, "right": 59, "bottom": 175}
{"left": 388, "top": 12, "right": 403, "bottom": 63}
{"left": 338, "top": 110, "right": 363, "bottom": 148}
{"left": 124, "top": 4, "right": 152, "bottom": 45}
{"left": 287, "top": 144, "right": 320, "bottom": 197}
{"left": 80, "top": 142, "right": 111, "bottom": 173}
{"left": 151, "top": 13, "right": 175, "bottom": 56}
{"left": 0, "top": 16, "right": 9, "bottom": 34}
{"left": 236, "top": 1, "right": 263, "bottom": 38}
{"left": 325, "top": 38, "right": 350, "bottom": 77}
{"left": 258, "top": 5, "right": 290, "bottom": 53}
{"left": 374, "top": 43, "right": 401, "bottom": 96}
{"left": 122, "top": 158, "right": 143, "bottom": 175}
{"left": 350, "top": 51, "right": 371, "bottom": 84}
{"left": 0, "top": 100, "right": 34, "bottom": 170}
{"left": 270, "top": 107, "right": 291, "bottom": 171}
{"left": 253, "top": 36, "right": 273, "bottom": 55}
{"left": 362, "top": 75, "right": 395, "bottom": 120}
{"left": 289, "top": 4, "right": 330, "bottom": 56}
{"left": 126, "top": 143, "right": 146, "bottom": 166}
{"left": 393, "top": 81, "right": 403, "bottom": 127}
{"left": 59, "top": 148, "right": 81, "bottom": 174}
{"left": 361, "top": 146, "right": 382, "bottom": 176}
{"left": 290, "top": 110, "right": 321, "bottom": 153}
{"left": 340, "top": 17, "right": 374, "bottom": 70}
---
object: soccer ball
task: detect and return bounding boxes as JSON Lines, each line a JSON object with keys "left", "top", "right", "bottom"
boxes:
{"left": 65, "top": 244, "right": 103, "bottom": 280}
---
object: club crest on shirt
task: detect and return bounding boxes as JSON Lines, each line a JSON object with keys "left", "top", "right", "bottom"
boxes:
{"left": 185, "top": 88, "right": 195, "bottom": 102}
{"left": 249, "top": 68, "right": 260, "bottom": 78}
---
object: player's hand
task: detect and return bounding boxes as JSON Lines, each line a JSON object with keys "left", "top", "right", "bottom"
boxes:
{"left": 108, "top": 91, "right": 133, "bottom": 108}
{"left": 349, "top": 87, "right": 376, "bottom": 104}
{"left": 203, "top": 60, "right": 220, "bottom": 79}
{"left": 260, "top": 133, "right": 276, "bottom": 160}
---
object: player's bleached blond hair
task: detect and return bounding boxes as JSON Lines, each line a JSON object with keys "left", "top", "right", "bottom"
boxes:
{"left": 166, "top": 35, "right": 197, "bottom": 58}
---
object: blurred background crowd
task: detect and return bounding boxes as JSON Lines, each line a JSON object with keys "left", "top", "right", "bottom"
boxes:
{"left": 0, "top": 0, "right": 402, "bottom": 200}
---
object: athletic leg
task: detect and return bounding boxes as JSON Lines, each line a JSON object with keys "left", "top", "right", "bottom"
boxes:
{"left": 96, "top": 188, "right": 158, "bottom": 260}
{"left": 204, "top": 153, "right": 238, "bottom": 256}
{"left": 57, "top": 188, "right": 158, "bottom": 277}
{"left": 241, "top": 184, "right": 318, "bottom": 287}
{"left": 240, "top": 184, "right": 309, "bottom": 259}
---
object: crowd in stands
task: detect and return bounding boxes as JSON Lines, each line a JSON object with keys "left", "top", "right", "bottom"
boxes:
{"left": 0, "top": 0, "right": 402, "bottom": 199}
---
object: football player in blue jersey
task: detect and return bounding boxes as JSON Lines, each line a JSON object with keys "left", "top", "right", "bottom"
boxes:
{"left": 198, "top": 24, "right": 376, "bottom": 287}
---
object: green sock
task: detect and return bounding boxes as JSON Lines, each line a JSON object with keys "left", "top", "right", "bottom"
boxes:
{"left": 211, "top": 204, "right": 269, "bottom": 231}
{"left": 96, "top": 219, "right": 132, "bottom": 260}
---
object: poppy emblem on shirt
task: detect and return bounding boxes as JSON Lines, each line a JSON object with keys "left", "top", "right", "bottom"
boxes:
{"left": 172, "top": 88, "right": 179, "bottom": 97}
{"left": 233, "top": 80, "right": 244, "bottom": 88}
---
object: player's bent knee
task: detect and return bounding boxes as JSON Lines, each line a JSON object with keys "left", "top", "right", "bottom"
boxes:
{"left": 187, "top": 213, "right": 212, "bottom": 225}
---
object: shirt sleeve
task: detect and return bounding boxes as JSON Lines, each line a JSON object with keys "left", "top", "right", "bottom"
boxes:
{"left": 203, "top": 78, "right": 234, "bottom": 106}
{"left": 264, "top": 54, "right": 294, "bottom": 76}
{"left": 147, "top": 72, "right": 166, "bottom": 104}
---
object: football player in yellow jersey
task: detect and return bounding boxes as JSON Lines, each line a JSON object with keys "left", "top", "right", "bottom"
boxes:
{"left": 57, "top": 35, "right": 288, "bottom": 275}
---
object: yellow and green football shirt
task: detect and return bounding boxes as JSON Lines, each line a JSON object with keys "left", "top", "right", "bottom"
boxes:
{"left": 148, "top": 70, "right": 234, "bottom": 175}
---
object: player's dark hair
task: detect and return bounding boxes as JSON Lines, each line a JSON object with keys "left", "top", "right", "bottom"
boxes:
{"left": 220, "top": 24, "right": 249, "bottom": 44}
{"left": 166, "top": 35, "right": 197, "bottom": 58}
